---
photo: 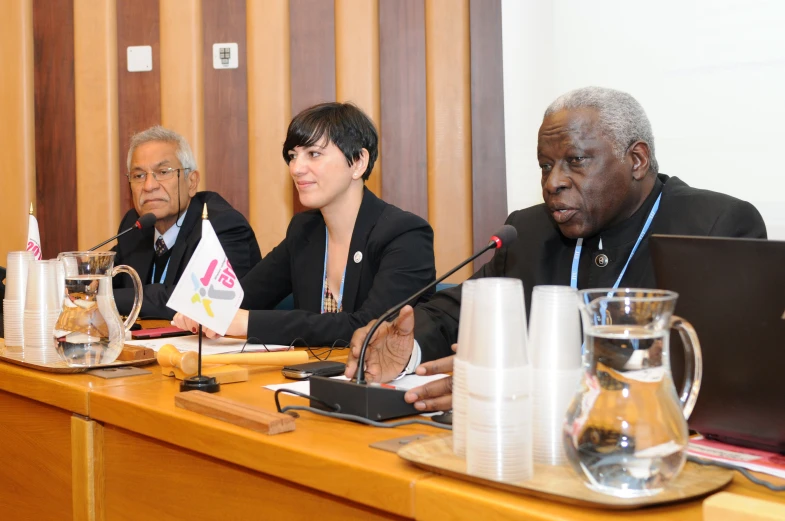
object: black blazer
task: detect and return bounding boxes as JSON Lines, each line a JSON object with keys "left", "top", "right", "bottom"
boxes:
{"left": 413, "top": 174, "right": 768, "bottom": 361}
{"left": 113, "top": 191, "right": 262, "bottom": 319}
{"left": 241, "top": 188, "right": 436, "bottom": 346}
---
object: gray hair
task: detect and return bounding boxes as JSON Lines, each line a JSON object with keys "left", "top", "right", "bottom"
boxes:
{"left": 544, "top": 86, "right": 658, "bottom": 174}
{"left": 126, "top": 125, "right": 197, "bottom": 173}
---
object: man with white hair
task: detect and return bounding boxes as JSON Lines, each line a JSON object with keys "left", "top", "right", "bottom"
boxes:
{"left": 345, "top": 86, "right": 767, "bottom": 410}
{"left": 113, "top": 125, "right": 261, "bottom": 319}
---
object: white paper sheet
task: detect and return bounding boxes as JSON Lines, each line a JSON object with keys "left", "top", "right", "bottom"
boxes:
{"left": 125, "top": 335, "right": 290, "bottom": 356}
{"left": 263, "top": 373, "right": 449, "bottom": 394}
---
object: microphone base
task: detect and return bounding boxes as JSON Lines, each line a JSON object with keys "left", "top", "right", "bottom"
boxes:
{"left": 180, "top": 375, "right": 221, "bottom": 394}
{"left": 309, "top": 376, "right": 419, "bottom": 421}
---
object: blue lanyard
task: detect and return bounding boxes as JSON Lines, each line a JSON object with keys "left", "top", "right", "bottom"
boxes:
{"left": 151, "top": 258, "right": 170, "bottom": 284}
{"left": 570, "top": 193, "right": 662, "bottom": 290}
{"left": 320, "top": 227, "right": 346, "bottom": 313}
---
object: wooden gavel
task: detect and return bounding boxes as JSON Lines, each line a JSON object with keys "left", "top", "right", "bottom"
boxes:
{"left": 156, "top": 344, "right": 308, "bottom": 377}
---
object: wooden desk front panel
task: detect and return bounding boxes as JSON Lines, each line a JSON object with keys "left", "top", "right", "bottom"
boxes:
{"left": 0, "top": 352, "right": 163, "bottom": 417}
{"left": 102, "top": 425, "right": 407, "bottom": 521}
{"left": 0, "top": 390, "right": 74, "bottom": 521}
{"left": 0, "top": 359, "right": 90, "bottom": 415}
{"left": 414, "top": 473, "right": 785, "bottom": 521}
{"left": 90, "top": 366, "right": 434, "bottom": 518}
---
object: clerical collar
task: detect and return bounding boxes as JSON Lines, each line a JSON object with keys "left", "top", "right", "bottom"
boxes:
{"left": 586, "top": 177, "right": 664, "bottom": 250}
{"left": 153, "top": 209, "right": 188, "bottom": 250}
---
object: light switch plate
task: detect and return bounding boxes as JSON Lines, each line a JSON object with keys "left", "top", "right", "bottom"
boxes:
{"left": 213, "top": 42, "right": 239, "bottom": 69}
{"left": 127, "top": 45, "right": 153, "bottom": 72}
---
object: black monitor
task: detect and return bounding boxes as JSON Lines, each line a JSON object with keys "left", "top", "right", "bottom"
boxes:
{"left": 651, "top": 234, "right": 785, "bottom": 454}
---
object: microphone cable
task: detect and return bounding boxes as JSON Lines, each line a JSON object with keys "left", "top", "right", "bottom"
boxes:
{"left": 273, "top": 389, "right": 452, "bottom": 431}
{"left": 175, "top": 168, "right": 187, "bottom": 228}
{"left": 687, "top": 455, "right": 785, "bottom": 491}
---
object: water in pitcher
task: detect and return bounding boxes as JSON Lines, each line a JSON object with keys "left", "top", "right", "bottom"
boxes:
{"left": 54, "top": 275, "right": 124, "bottom": 366}
{"left": 563, "top": 325, "right": 689, "bottom": 498}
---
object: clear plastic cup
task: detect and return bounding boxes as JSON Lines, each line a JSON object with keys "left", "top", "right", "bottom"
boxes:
{"left": 462, "top": 278, "right": 533, "bottom": 482}
{"left": 24, "top": 261, "right": 61, "bottom": 311}
{"left": 5, "top": 251, "right": 34, "bottom": 301}
{"left": 23, "top": 310, "right": 59, "bottom": 342}
{"left": 3, "top": 299, "right": 26, "bottom": 346}
{"left": 52, "top": 259, "right": 66, "bottom": 311}
{"left": 453, "top": 280, "right": 477, "bottom": 457}
{"left": 527, "top": 285, "right": 583, "bottom": 465}
{"left": 456, "top": 280, "right": 478, "bottom": 361}
{"left": 466, "top": 365, "right": 533, "bottom": 482}
{"left": 532, "top": 367, "right": 582, "bottom": 465}
{"left": 465, "top": 278, "right": 528, "bottom": 370}
{"left": 528, "top": 285, "right": 581, "bottom": 370}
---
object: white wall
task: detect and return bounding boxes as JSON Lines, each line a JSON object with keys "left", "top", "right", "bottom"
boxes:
{"left": 502, "top": 0, "right": 785, "bottom": 239}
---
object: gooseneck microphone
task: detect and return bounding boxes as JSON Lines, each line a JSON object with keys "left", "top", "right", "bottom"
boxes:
{"left": 355, "top": 224, "right": 517, "bottom": 384}
{"left": 309, "top": 224, "right": 518, "bottom": 420}
{"left": 88, "top": 212, "right": 157, "bottom": 251}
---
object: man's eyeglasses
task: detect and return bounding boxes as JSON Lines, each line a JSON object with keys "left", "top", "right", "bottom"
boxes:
{"left": 126, "top": 167, "right": 189, "bottom": 184}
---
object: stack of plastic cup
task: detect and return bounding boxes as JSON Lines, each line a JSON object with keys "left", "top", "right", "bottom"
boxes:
{"left": 53, "top": 258, "right": 66, "bottom": 308}
{"left": 465, "top": 278, "right": 533, "bottom": 483}
{"left": 22, "top": 260, "right": 63, "bottom": 363}
{"left": 3, "top": 251, "right": 35, "bottom": 347}
{"left": 452, "top": 280, "right": 477, "bottom": 458}
{"left": 527, "top": 285, "right": 582, "bottom": 466}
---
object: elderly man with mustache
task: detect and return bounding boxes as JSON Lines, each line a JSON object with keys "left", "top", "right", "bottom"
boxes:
{"left": 112, "top": 126, "right": 261, "bottom": 319}
{"left": 345, "top": 86, "right": 767, "bottom": 412}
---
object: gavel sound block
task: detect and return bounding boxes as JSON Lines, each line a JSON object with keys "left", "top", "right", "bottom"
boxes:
{"left": 156, "top": 344, "right": 308, "bottom": 383}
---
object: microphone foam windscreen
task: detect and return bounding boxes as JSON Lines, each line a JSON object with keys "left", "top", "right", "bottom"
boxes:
{"left": 491, "top": 224, "right": 517, "bottom": 247}
{"left": 136, "top": 212, "right": 158, "bottom": 230}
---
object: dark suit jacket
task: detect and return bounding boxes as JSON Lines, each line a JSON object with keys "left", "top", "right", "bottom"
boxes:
{"left": 113, "top": 191, "right": 262, "bottom": 319}
{"left": 414, "top": 174, "right": 768, "bottom": 361}
{"left": 241, "top": 188, "right": 436, "bottom": 346}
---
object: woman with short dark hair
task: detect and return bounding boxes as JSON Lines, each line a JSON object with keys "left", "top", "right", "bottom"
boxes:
{"left": 173, "top": 102, "right": 436, "bottom": 346}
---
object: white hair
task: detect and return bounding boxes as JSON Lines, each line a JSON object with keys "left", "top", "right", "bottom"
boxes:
{"left": 126, "top": 125, "right": 197, "bottom": 173}
{"left": 545, "top": 86, "right": 658, "bottom": 173}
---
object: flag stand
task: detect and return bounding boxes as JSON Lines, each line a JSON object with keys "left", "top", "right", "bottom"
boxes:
{"left": 179, "top": 316, "right": 220, "bottom": 394}
{"left": 175, "top": 203, "right": 222, "bottom": 394}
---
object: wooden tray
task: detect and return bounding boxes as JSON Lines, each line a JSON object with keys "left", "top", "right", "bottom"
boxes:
{"left": 398, "top": 434, "right": 733, "bottom": 509}
{"left": 0, "top": 340, "right": 156, "bottom": 374}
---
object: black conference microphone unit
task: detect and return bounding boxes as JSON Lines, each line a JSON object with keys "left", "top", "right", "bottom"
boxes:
{"left": 309, "top": 224, "right": 518, "bottom": 421}
{"left": 88, "top": 213, "right": 158, "bottom": 251}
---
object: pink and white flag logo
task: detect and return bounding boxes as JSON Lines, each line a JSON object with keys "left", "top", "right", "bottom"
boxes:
{"left": 166, "top": 219, "right": 244, "bottom": 336}
{"left": 27, "top": 213, "right": 42, "bottom": 260}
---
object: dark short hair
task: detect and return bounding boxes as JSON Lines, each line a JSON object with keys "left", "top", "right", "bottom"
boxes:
{"left": 282, "top": 102, "right": 379, "bottom": 180}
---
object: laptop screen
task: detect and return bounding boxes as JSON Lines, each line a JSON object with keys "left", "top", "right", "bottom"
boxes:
{"left": 650, "top": 234, "right": 785, "bottom": 454}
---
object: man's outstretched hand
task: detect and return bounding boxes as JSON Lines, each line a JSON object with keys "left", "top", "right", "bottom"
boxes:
{"left": 404, "top": 344, "right": 457, "bottom": 412}
{"left": 344, "top": 305, "right": 416, "bottom": 383}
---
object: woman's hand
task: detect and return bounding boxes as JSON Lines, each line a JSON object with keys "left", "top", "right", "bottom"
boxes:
{"left": 172, "top": 309, "right": 250, "bottom": 339}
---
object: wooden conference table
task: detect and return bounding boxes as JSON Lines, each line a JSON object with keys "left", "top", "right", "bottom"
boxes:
{"left": 0, "top": 335, "right": 783, "bottom": 520}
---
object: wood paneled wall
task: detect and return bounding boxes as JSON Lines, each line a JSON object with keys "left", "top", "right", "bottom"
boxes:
{"left": 469, "top": 0, "right": 508, "bottom": 270}
{"left": 116, "top": 0, "right": 161, "bottom": 217}
{"left": 0, "top": 0, "right": 36, "bottom": 258}
{"left": 0, "top": 0, "right": 507, "bottom": 282}
{"left": 203, "top": 0, "right": 250, "bottom": 217}
{"left": 74, "top": 0, "right": 121, "bottom": 251}
{"left": 32, "top": 0, "right": 78, "bottom": 258}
